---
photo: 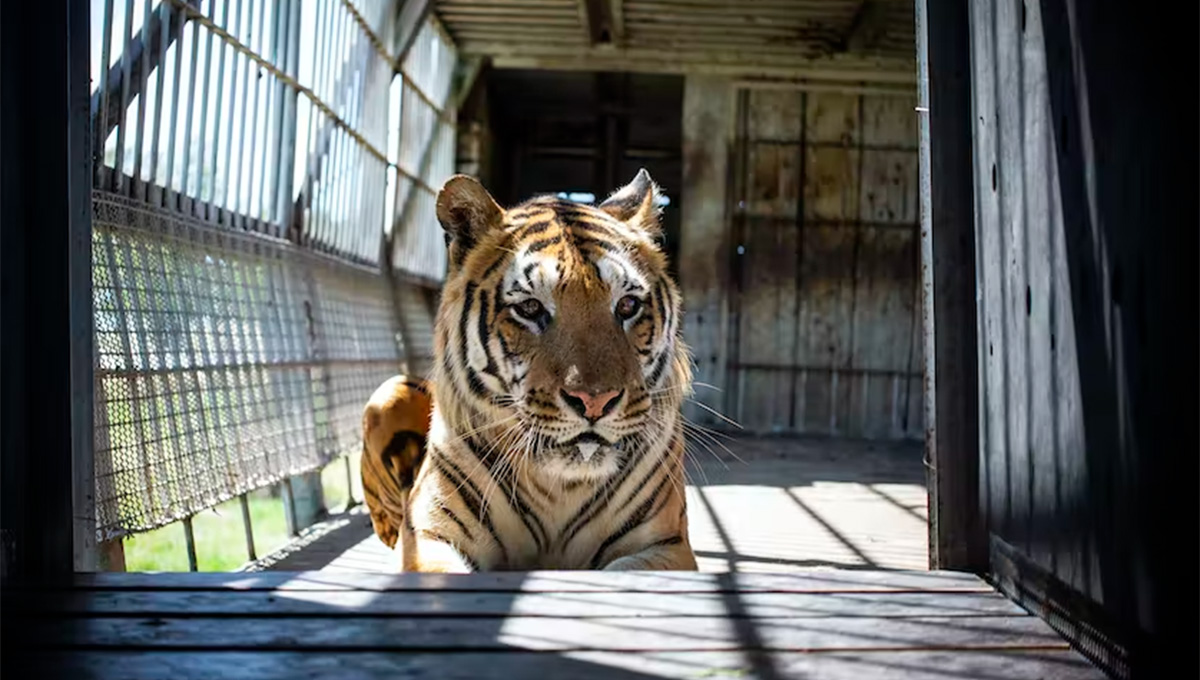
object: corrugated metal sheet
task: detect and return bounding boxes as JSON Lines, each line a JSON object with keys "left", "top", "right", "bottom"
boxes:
{"left": 434, "top": 0, "right": 915, "bottom": 80}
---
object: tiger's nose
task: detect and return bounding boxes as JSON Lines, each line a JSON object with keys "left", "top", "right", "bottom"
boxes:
{"left": 561, "top": 389, "right": 622, "bottom": 421}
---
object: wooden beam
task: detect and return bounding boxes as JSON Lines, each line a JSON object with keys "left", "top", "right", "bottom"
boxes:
{"left": 0, "top": 0, "right": 94, "bottom": 583}
{"left": 470, "top": 45, "right": 916, "bottom": 84}
{"left": 678, "top": 76, "right": 734, "bottom": 428}
{"left": 915, "top": 0, "right": 984, "bottom": 572}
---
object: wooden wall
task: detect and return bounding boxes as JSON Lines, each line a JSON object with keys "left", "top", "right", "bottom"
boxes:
{"left": 715, "top": 86, "right": 923, "bottom": 440}
{"left": 965, "top": 0, "right": 1197, "bottom": 677}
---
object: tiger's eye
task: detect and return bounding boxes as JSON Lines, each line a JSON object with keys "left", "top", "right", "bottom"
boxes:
{"left": 616, "top": 295, "right": 642, "bottom": 321}
{"left": 513, "top": 298, "right": 546, "bottom": 321}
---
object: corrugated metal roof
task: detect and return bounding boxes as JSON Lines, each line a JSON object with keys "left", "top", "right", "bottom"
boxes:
{"left": 434, "top": 0, "right": 915, "bottom": 83}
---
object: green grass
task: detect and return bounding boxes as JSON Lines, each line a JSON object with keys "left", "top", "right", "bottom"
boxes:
{"left": 124, "top": 489, "right": 289, "bottom": 572}
{"left": 122, "top": 454, "right": 364, "bottom": 572}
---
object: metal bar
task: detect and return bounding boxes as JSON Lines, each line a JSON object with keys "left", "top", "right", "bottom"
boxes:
{"left": 96, "top": 0, "right": 117, "bottom": 181}
{"left": 234, "top": 0, "right": 261, "bottom": 216}
{"left": 163, "top": 2, "right": 186, "bottom": 202}
{"left": 114, "top": 0, "right": 136, "bottom": 189}
{"left": 192, "top": 0, "right": 219, "bottom": 203}
{"left": 179, "top": 10, "right": 203, "bottom": 199}
{"left": 239, "top": 492, "right": 257, "bottom": 561}
{"left": 183, "top": 516, "right": 198, "bottom": 571}
{"left": 274, "top": 0, "right": 302, "bottom": 234}
{"left": 207, "top": 0, "right": 233, "bottom": 206}
{"left": 344, "top": 452, "right": 355, "bottom": 505}
{"left": 148, "top": 1, "right": 170, "bottom": 187}
{"left": 132, "top": 0, "right": 153, "bottom": 185}
{"left": 283, "top": 478, "right": 299, "bottom": 536}
{"left": 217, "top": 0, "right": 245, "bottom": 212}
{"left": 298, "top": 0, "right": 331, "bottom": 243}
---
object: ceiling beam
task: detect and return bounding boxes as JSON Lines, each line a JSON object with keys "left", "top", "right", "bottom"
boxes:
{"left": 467, "top": 44, "right": 916, "bottom": 84}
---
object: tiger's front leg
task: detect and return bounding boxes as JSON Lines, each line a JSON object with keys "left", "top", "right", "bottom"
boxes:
{"left": 602, "top": 536, "right": 698, "bottom": 571}
{"left": 402, "top": 532, "right": 478, "bottom": 573}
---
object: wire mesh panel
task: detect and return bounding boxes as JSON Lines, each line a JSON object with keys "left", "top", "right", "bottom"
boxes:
{"left": 88, "top": 0, "right": 449, "bottom": 539}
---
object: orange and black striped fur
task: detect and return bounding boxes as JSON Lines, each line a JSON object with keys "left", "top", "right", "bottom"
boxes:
{"left": 362, "top": 169, "right": 695, "bottom": 572}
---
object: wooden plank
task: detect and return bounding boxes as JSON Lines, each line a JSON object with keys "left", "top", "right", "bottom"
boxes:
{"left": 25, "top": 649, "right": 1110, "bottom": 680}
{"left": 994, "top": 0, "right": 1032, "bottom": 560}
{"left": 41, "top": 590, "right": 1027, "bottom": 619}
{"left": 678, "top": 76, "right": 734, "bottom": 427}
{"left": 70, "top": 569, "right": 993, "bottom": 593}
{"left": 28, "top": 615, "right": 1064, "bottom": 651}
{"left": 1016, "top": 0, "right": 1056, "bottom": 576}
{"left": 918, "top": 0, "right": 984, "bottom": 570}
{"left": 967, "top": 0, "right": 1009, "bottom": 547}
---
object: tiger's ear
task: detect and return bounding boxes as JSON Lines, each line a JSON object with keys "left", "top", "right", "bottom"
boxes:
{"left": 599, "top": 168, "right": 662, "bottom": 239}
{"left": 436, "top": 175, "right": 504, "bottom": 263}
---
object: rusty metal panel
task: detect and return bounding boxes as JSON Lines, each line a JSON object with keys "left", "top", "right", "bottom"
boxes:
{"left": 728, "top": 87, "right": 921, "bottom": 440}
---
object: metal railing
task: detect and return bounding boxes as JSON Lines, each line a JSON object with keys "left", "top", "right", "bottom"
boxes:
{"left": 88, "top": 0, "right": 455, "bottom": 558}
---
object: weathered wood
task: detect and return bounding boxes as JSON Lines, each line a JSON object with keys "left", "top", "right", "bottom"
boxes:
{"left": 678, "top": 76, "right": 734, "bottom": 426}
{"left": 0, "top": 0, "right": 92, "bottom": 583}
{"left": 40, "top": 589, "right": 1026, "bottom": 619}
{"left": 916, "top": 0, "right": 984, "bottom": 571}
{"left": 28, "top": 614, "right": 1065, "bottom": 651}
{"left": 70, "top": 569, "right": 992, "bottom": 593}
{"left": 27, "top": 649, "right": 1110, "bottom": 680}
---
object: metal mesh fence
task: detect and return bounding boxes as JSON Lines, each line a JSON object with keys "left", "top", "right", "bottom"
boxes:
{"left": 89, "top": 0, "right": 456, "bottom": 539}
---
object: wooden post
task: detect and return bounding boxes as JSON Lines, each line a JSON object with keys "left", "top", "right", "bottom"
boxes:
{"left": 97, "top": 539, "right": 126, "bottom": 572}
{"left": 0, "top": 0, "right": 94, "bottom": 583}
{"left": 916, "top": 0, "right": 985, "bottom": 572}
{"left": 678, "top": 76, "right": 735, "bottom": 427}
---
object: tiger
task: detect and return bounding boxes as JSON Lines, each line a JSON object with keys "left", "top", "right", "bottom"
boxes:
{"left": 360, "top": 168, "right": 695, "bottom": 572}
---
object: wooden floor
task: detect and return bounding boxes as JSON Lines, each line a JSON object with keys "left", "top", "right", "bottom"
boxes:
{"left": 20, "top": 570, "right": 1106, "bottom": 679}
{"left": 12, "top": 437, "right": 1102, "bottom": 678}
{"left": 253, "top": 436, "right": 932, "bottom": 573}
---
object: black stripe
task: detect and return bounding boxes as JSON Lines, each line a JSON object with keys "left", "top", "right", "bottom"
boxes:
{"left": 589, "top": 474, "right": 672, "bottom": 568}
{"left": 516, "top": 218, "right": 555, "bottom": 237}
{"left": 572, "top": 236, "right": 621, "bottom": 254}
{"left": 432, "top": 453, "right": 508, "bottom": 562}
{"left": 481, "top": 250, "right": 512, "bottom": 280}
{"left": 380, "top": 431, "right": 427, "bottom": 488}
{"left": 400, "top": 379, "right": 430, "bottom": 395}
{"left": 439, "top": 505, "right": 474, "bottom": 542}
{"left": 647, "top": 350, "right": 670, "bottom": 386}
{"left": 456, "top": 282, "right": 491, "bottom": 398}
{"left": 561, "top": 457, "right": 637, "bottom": 542}
{"left": 651, "top": 282, "right": 667, "bottom": 342}
{"left": 477, "top": 287, "right": 501, "bottom": 380}
{"left": 464, "top": 437, "right": 548, "bottom": 550}
{"left": 527, "top": 235, "right": 563, "bottom": 252}
{"left": 563, "top": 448, "right": 659, "bottom": 544}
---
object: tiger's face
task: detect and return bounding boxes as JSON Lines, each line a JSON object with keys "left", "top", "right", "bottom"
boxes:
{"left": 434, "top": 170, "right": 688, "bottom": 481}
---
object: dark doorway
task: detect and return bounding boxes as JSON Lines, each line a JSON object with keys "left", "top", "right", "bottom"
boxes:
{"left": 477, "top": 69, "right": 684, "bottom": 275}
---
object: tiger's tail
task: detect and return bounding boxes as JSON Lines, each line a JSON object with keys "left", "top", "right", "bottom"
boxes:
{"left": 360, "top": 375, "right": 433, "bottom": 549}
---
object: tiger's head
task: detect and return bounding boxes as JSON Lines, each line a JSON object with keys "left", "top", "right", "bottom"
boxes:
{"left": 432, "top": 169, "right": 691, "bottom": 481}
